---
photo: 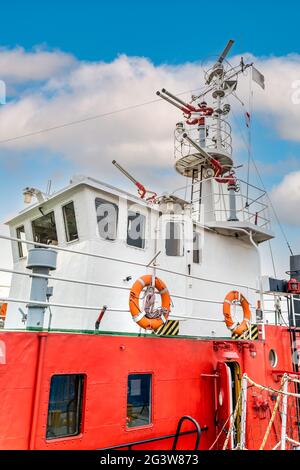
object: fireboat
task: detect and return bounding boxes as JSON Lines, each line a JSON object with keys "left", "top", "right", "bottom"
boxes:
{"left": 0, "top": 40, "right": 300, "bottom": 451}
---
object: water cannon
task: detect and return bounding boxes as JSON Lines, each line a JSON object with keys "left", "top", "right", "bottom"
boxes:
{"left": 182, "top": 133, "right": 236, "bottom": 187}
{"left": 112, "top": 160, "right": 157, "bottom": 203}
{"left": 217, "top": 39, "right": 235, "bottom": 65}
{"left": 156, "top": 89, "right": 214, "bottom": 126}
{"left": 206, "top": 39, "right": 235, "bottom": 85}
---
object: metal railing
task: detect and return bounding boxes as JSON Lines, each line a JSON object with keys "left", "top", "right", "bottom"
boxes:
{"left": 0, "top": 231, "right": 279, "bottom": 333}
{"left": 99, "top": 417, "right": 207, "bottom": 450}
{"left": 174, "top": 120, "right": 233, "bottom": 162}
{"left": 190, "top": 177, "right": 271, "bottom": 229}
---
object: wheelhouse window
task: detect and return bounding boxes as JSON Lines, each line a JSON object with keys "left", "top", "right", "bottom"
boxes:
{"left": 62, "top": 202, "right": 78, "bottom": 242}
{"left": 127, "top": 374, "right": 152, "bottom": 428}
{"left": 127, "top": 211, "right": 146, "bottom": 249}
{"left": 46, "top": 374, "right": 84, "bottom": 440}
{"left": 193, "top": 231, "right": 202, "bottom": 264}
{"left": 32, "top": 211, "right": 58, "bottom": 245}
{"left": 16, "top": 225, "right": 28, "bottom": 258}
{"left": 165, "top": 221, "right": 183, "bottom": 256}
{"left": 95, "top": 197, "right": 118, "bottom": 241}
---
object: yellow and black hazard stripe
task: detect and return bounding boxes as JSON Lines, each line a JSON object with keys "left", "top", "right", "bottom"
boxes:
{"left": 154, "top": 320, "right": 179, "bottom": 336}
{"left": 231, "top": 324, "right": 259, "bottom": 340}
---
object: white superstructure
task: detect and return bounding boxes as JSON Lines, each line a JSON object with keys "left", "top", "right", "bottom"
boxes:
{"left": 3, "top": 40, "right": 277, "bottom": 338}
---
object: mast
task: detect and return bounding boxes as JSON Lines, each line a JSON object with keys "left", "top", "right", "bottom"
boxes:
{"left": 157, "top": 40, "right": 252, "bottom": 223}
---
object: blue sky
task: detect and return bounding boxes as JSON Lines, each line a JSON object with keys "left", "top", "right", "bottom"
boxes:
{"left": 1, "top": 0, "right": 299, "bottom": 62}
{"left": 0, "top": 0, "right": 300, "bottom": 279}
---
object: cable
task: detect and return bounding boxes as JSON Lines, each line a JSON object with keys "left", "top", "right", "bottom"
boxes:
{"left": 0, "top": 85, "right": 207, "bottom": 145}
{"left": 268, "top": 240, "right": 277, "bottom": 278}
{"left": 249, "top": 155, "right": 294, "bottom": 256}
{"left": 230, "top": 106, "right": 294, "bottom": 256}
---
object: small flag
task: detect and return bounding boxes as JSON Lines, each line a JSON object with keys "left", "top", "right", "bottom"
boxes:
{"left": 252, "top": 66, "right": 265, "bottom": 90}
{"left": 245, "top": 111, "right": 251, "bottom": 128}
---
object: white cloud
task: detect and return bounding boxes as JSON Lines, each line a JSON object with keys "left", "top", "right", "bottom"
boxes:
{"left": 270, "top": 171, "right": 300, "bottom": 226}
{"left": 0, "top": 48, "right": 299, "bottom": 197}
{"left": 237, "top": 53, "right": 300, "bottom": 142}
{"left": 0, "top": 46, "right": 76, "bottom": 83}
{"left": 0, "top": 53, "right": 206, "bottom": 184}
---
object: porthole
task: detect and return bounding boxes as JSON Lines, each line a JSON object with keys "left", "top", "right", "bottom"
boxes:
{"left": 269, "top": 349, "right": 278, "bottom": 368}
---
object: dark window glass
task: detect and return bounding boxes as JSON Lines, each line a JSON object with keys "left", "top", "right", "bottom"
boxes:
{"left": 62, "top": 202, "right": 78, "bottom": 242}
{"left": 165, "top": 221, "right": 182, "bottom": 256}
{"left": 32, "top": 211, "right": 58, "bottom": 245}
{"left": 46, "top": 374, "right": 84, "bottom": 440}
{"left": 95, "top": 198, "right": 118, "bottom": 241}
{"left": 127, "top": 211, "right": 145, "bottom": 249}
{"left": 16, "top": 225, "right": 27, "bottom": 258}
{"left": 127, "top": 374, "right": 152, "bottom": 428}
{"left": 193, "top": 231, "right": 201, "bottom": 264}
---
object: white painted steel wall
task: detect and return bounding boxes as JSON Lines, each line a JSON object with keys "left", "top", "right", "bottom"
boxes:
{"left": 5, "top": 180, "right": 261, "bottom": 337}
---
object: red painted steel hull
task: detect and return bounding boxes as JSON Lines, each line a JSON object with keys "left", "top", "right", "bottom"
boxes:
{"left": 0, "top": 325, "right": 298, "bottom": 450}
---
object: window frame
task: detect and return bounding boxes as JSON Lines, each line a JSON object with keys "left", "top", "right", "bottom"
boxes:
{"left": 16, "top": 225, "right": 27, "bottom": 258}
{"left": 126, "top": 373, "right": 153, "bottom": 430}
{"left": 193, "top": 230, "right": 202, "bottom": 264}
{"left": 62, "top": 200, "right": 79, "bottom": 243}
{"left": 95, "top": 197, "right": 119, "bottom": 242}
{"left": 126, "top": 210, "right": 146, "bottom": 250}
{"left": 165, "top": 220, "right": 184, "bottom": 257}
{"left": 31, "top": 210, "right": 58, "bottom": 246}
{"left": 46, "top": 373, "right": 85, "bottom": 441}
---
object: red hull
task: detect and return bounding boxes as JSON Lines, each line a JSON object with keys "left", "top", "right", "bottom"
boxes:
{"left": 0, "top": 325, "right": 298, "bottom": 450}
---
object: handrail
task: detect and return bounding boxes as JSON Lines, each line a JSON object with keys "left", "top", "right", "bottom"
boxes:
{"left": 172, "top": 416, "right": 202, "bottom": 450}
{"left": 98, "top": 424, "right": 208, "bottom": 450}
{"left": 0, "top": 234, "right": 258, "bottom": 292}
{"left": 172, "top": 176, "right": 267, "bottom": 198}
{"left": 0, "top": 267, "right": 257, "bottom": 310}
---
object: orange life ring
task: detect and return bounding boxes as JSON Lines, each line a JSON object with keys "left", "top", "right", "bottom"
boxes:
{"left": 129, "top": 275, "right": 171, "bottom": 330}
{"left": 223, "top": 291, "right": 251, "bottom": 336}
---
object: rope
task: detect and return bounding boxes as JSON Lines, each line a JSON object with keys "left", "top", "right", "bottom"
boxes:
{"left": 288, "top": 377, "right": 300, "bottom": 385}
{"left": 246, "top": 375, "right": 300, "bottom": 398}
{"left": 209, "top": 414, "right": 232, "bottom": 450}
{"left": 223, "top": 389, "right": 243, "bottom": 450}
{"left": 286, "top": 436, "right": 300, "bottom": 446}
{"left": 259, "top": 375, "right": 286, "bottom": 450}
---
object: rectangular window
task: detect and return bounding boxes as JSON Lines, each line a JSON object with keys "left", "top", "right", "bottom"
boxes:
{"left": 32, "top": 211, "right": 58, "bottom": 245}
{"left": 46, "top": 374, "right": 84, "bottom": 440}
{"left": 165, "top": 221, "right": 183, "bottom": 256}
{"left": 193, "top": 231, "right": 202, "bottom": 264}
{"left": 127, "top": 374, "right": 152, "bottom": 428}
{"left": 95, "top": 197, "right": 118, "bottom": 241}
{"left": 127, "top": 211, "right": 146, "bottom": 249}
{"left": 62, "top": 202, "right": 78, "bottom": 242}
{"left": 16, "top": 225, "right": 28, "bottom": 258}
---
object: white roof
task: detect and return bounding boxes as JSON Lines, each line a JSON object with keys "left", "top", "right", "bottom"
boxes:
{"left": 6, "top": 174, "right": 154, "bottom": 225}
